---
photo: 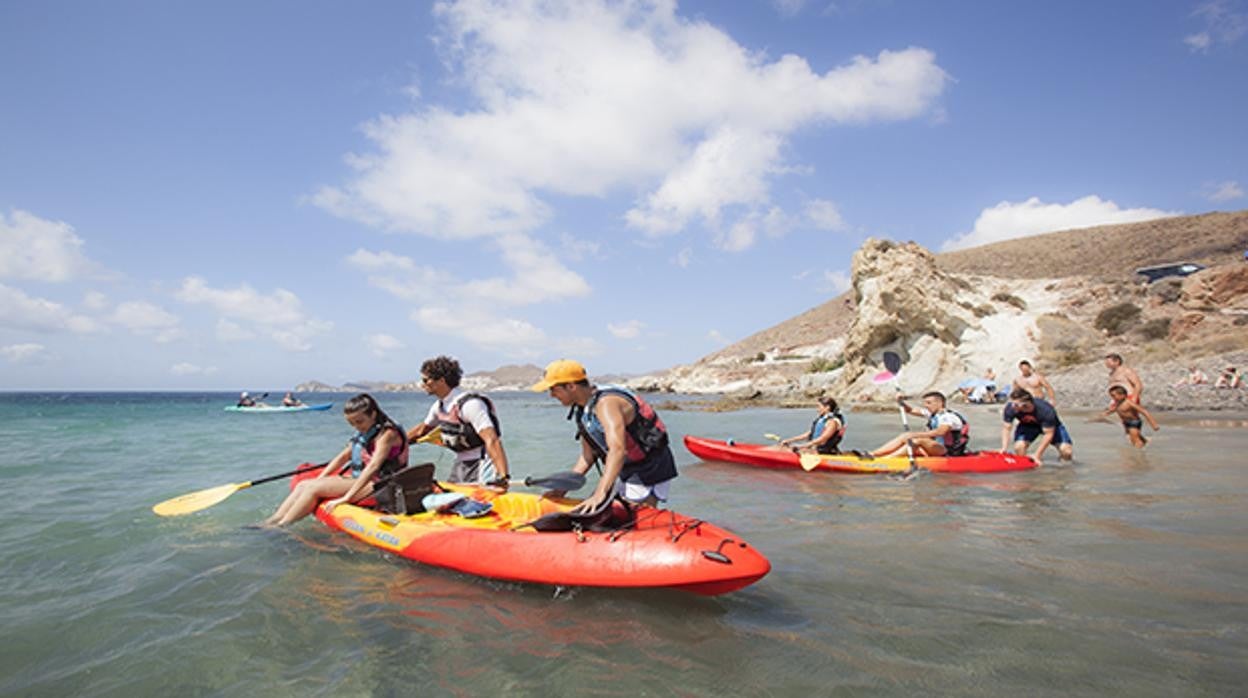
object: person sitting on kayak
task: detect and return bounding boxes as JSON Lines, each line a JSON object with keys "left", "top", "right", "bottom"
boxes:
{"left": 406, "top": 355, "right": 511, "bottom": 490}
{"left": 263, "top": 393, "right": 408, "bottom": 526}
{"left": 281, "top": 392, "right": 304, "bottom": 407}
{"left": 236, "top": 391, "right": 264, "bottom": 408}
{"left": 532, "top": 359, "right": 678, "bottom": 515}
{"left": 1002, "top": 388, "right": 1073, "bottom": 462}
{"left": 777, "top": 396, "right": 846, "bottom": 454}
{"left": 865, "top": 391, "right": 969, "bottom": 458}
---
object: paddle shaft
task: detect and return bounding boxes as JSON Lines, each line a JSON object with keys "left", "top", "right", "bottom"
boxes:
{"left": 883, "top": 351, "right": 919, "bottom": 473}
{"left": 249, "top": 463, "right": 332, "bottom": 488}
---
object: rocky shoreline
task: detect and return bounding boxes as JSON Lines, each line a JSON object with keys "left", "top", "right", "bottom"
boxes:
{"left": 680, "top": 350, "right": 1248, "bottom": 413}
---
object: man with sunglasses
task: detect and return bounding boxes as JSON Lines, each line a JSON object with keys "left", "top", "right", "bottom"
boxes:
{"left": 406, "top": 355, "right": 511, "bottom": 489}
{"left": 532, "top": 359, "right": 678, "bottom": 515}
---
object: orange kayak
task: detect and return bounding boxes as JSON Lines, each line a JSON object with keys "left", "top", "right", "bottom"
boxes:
{"left": 292, "top": 465, "right": 769, "bottom": 595}
{"left": 684, "top": 435, "right": 1037, "bottom": 474}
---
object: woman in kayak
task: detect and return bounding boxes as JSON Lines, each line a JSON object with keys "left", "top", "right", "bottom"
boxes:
{"left": 776, "top": 397, "right": 846, "bottom": 454}
{"left": 262, "top": 393, "right": 407, "bottom": 526}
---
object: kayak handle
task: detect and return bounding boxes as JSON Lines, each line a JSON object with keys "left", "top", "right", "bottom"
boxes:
{"left": 701, "top": 538, "right": 741, "bottom": 565}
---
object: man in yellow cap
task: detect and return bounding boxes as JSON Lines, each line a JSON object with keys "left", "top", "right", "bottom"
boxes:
{"left": 531, "top": 359, "right": 678, "bottom": 514}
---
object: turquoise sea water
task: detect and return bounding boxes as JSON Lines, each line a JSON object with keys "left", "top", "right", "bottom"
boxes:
{"left": 1, "top": 391, "right": 1245, "bottom": 697}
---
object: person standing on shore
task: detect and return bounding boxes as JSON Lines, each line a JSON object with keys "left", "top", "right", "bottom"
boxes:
{"left": 406, "top": 356, "right": 511, "bottom": 489}
{"left": 531, "top": 359, "right": 678, "bottom": 514}
{"left": 1102, "top": 385, "right": 1160, "bottom": 448}
{"left": 1001, "top": 388, "right": 1074, "bottom": 462}
{"left": 1105, "top": 353, "right": 1144, "bottom": 404}
{"left": 1012, "top": 360, "right": 1056, "bottom": 404}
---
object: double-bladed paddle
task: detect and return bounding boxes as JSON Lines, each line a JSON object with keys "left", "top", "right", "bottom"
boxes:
{"left": 881, "top": 351, "right": 919, "bottom": 477}
{"left": 765, "top": 432, "right": 822, "bottom": 471}
{"left": 522, "top": 471, "right": 587, "bottom": 491}
{"left": 152, "top": 428, "right": 444, "bottom": 516}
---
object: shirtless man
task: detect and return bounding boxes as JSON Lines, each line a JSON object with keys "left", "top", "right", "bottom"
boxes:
{"left": 1012, "top": 360, "right": 1056, "bottom": 404}
{"left": 1105, "top": 353, "right": 1143, "bottom": 403}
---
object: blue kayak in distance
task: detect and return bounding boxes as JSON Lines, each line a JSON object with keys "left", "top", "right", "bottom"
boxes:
{"left": 223, "top": 403, "right": 333, "bottom": 414}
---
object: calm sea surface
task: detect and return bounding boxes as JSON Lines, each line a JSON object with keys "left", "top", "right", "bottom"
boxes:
{"left": 1, "top": 391, "right": 1245, "bottom": 697}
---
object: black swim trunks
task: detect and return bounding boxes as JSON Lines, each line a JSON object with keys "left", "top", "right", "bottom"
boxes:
{"left": 1122, "top": 418, "right": 1143, "bottom": 432}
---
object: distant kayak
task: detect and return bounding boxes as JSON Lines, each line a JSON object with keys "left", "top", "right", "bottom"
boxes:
{"left": 223, "top": 403, "right": 333, "bottom": 413}
{"left": 290, "top": 465, "right": 770, "bottom": 595}
{"left": 684, "top": 435, "right": 1037, "bottom": 474}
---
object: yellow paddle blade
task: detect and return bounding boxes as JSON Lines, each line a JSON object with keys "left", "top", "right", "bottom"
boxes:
{"left": 799, "top": 453, "right": 823, "bottom": 471}
{"left": 415, "top": 427, "right": 443, "bottom": 446}
{"left": 763, "top": 433, "right": 782, "bottom": 442}
{"left": 152, "top": 482, "right": 249, "bottom": 517}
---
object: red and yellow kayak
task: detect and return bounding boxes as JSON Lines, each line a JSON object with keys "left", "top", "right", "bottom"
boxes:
{"left": 684, "top": 435, "right": 1037, "bottom": 474}
{"left": 292, "top": 466, "right": 769, "bottom": 595}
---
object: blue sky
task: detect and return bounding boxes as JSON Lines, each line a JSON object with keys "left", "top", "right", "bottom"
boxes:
{"left": 2, "top": 0, "right": 1245, "bottom": 390}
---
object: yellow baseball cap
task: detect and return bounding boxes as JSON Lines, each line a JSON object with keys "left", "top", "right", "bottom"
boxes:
{"left": 530, "top": 359, "right": 588, "bottom": 391}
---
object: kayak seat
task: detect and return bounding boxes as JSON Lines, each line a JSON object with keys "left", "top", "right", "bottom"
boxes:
{"left": 487, "top": 493, "right": 560, "bottom": 523}
{"left": 524, "top": 497, "right": 636, "bottom": 533}
{"left": 374, "top": 463, "right": 436, "bottom": 515}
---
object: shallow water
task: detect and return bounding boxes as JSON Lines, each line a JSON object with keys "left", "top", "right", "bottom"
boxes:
{"left": 1, "top": 392, "right": 1245, "bottom": 696}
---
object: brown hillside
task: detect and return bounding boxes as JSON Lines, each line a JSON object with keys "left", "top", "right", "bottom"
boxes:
{"left": 937, "top": 210, "right": 1248, "bottom": 279}
{"left": 706, "top": 209, "right": 1248, "bottom": 362}
{"left": 703, "top": 293, "right": 857, "bottom": 362}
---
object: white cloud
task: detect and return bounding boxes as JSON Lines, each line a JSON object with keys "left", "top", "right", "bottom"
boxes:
{"left": 170, "top": 362, "right": 218, "bottom": 376}
{"left": 460, "top": 234, "right": 591, "bottom": 305}
{"left": 673, "top": 247, "right": 693, "bottom": 267}
{"left": 350, "top": 237, "right": 590, "bottom": 308}
{"left": 0, "top": 209, "right": 101, "bottom": 282}
{"left": 83, "top": 291, "right": 109, "bottom": 311}
{"left": 717, "top": 216, "right": 760, "bottom": 252}
{"left": 707, "top": 205, "right": 799, "bottom": 253}
{"left": 110, "top": 301, "right": 183, "bottom": 343}
{"left": 607, "top": 320, "right": 644, "bottom": 339}
{"left": 316, "top": 1, "right": 947, "bottom": 243}
{"left": 176, "top": 277, "right": 331, "bottom": 351}
{"left": 0, "top": 283, "right": 101, "bottom": 333}
{"left": 216, "top": 318, "right": 255, "bottom": 342}
{"left": 558, "top": 232, "right": 602, "bottom": 261}
{"left": 411, "top": 304, "right": 599, "bottom": 358}
{"left": 1186, "top": 1, "right": 1248, "bottom": 53}
{"left": 1, "top": 343, "right": 46, "bottom": 362}
{"left": 820, "top": 270, "right": 852, "bottom": 294}
{"left": 345, "top": 249, "right": 453, "bottom": 303}
{"left": 413, "top": 305, "right": 547, "bottom": 356}
{"left": 941, "top": 196, "right": 1182, "bottom": 251}
{"left": 627, "top": 126, "right": 783, "bottom": 236}
{"left": 707, "top": 329, "right": 730, "bottom": 345}
{"left": 773, "top": 0, "right": 808, "bottom": 17}
{"left": 804, "top": 199, "right": 848, "bottom": 231}
{"left": 367, "top": 333, "right": 405, "bottom": 357}
{"left": 1204, "top": 180, "right": 1245, "bottom": 202}
{"left": 1184, "top": 31, "right": 1213, "bottom": 51}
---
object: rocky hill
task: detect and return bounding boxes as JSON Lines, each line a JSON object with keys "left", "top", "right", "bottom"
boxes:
{"left": 627, "top": 209, "right": 1248, "bottom": 410}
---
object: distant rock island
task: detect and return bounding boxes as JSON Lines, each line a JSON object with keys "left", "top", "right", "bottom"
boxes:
{"left": 298, "top": 363, "right": 643, "bottom": 394}
{"left": 297, "top": 364, "right": 542, "bottom": 393}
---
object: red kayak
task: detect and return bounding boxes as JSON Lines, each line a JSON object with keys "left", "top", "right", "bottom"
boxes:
{"left": 291, "top": 466, "right": 769, "bottom": 595}
{"left": 684, "top": 435, "right": 1037, "bottom": 474}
